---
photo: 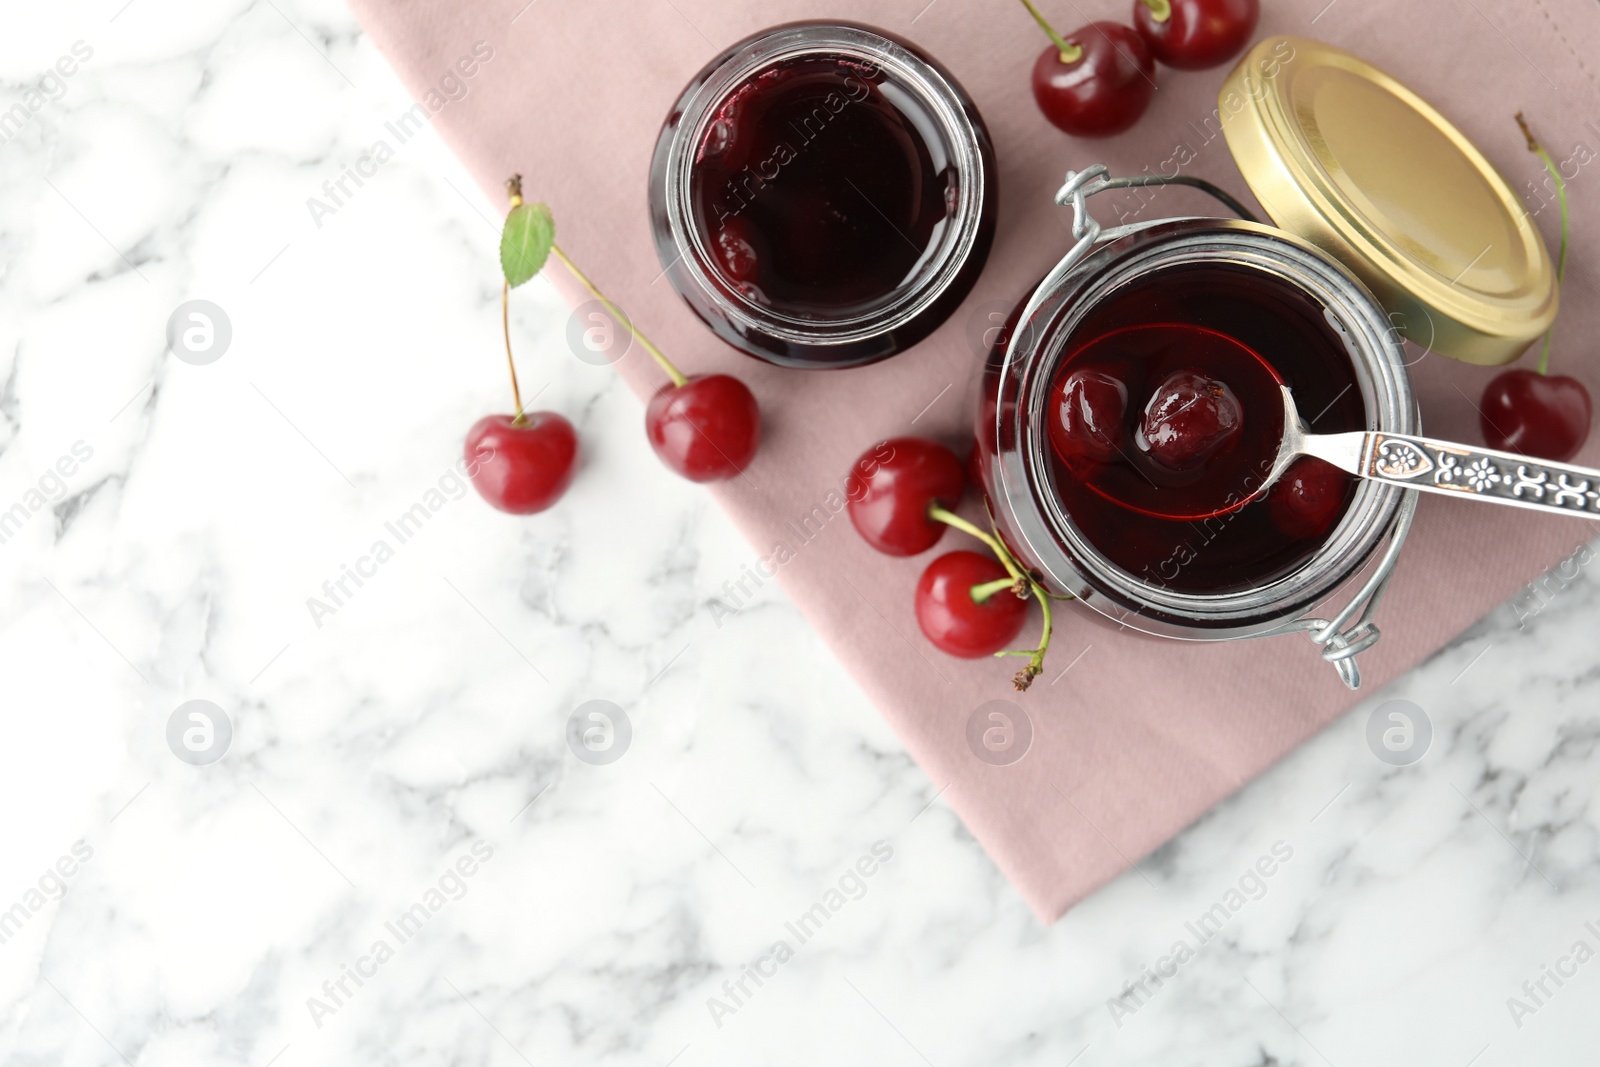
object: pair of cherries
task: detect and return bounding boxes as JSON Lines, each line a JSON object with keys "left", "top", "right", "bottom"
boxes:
{"left": 465, "top": 178, "right": 761, "bottom": 515}
{"left": 466, "top": 376, "right": 760, "bottom": 513}
{"left": 1024, "top": 0, "right": 1259, "bottom": 138}
{"left": 846, "top": 438, "right": 1052, "bottom": 687}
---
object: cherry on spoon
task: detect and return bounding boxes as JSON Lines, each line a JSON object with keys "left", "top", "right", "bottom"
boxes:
{"left": 1073, "top": 324, "right": 1286, "bottom": 521}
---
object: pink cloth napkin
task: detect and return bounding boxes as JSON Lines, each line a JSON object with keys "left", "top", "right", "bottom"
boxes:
{"left": 350, "top": 0, "right": 1600, "bottom": 920}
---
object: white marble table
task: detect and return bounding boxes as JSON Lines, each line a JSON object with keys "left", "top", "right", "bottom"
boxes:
{"left": 3, "top": 2, "right": 1597, "bottom": 1064}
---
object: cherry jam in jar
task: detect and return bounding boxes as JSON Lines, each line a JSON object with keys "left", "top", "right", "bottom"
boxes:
{"left": 650, "top": 23, "right": 997, "bottom": 369}
{"left": 979, "top": 218, "right": 1418, "bottom": 643}
{"left": 1044, "top": 262, "right": 1366, "bottom": 595}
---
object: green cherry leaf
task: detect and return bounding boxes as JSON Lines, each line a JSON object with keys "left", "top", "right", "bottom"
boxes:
{"left": 501, "top": 202, "right": 554, "bottom": 288}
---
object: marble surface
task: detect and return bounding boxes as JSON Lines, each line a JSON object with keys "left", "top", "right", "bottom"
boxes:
{"left": 2, "top": 2, "right": 1598, "bottom": 1065}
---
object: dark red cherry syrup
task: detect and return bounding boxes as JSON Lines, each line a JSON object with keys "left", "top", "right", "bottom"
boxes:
{"left": 690, "top": 54, "right": 953, "bottom": 319}
{"left": 1043, "top": 263, "right": 1365, "bottom": 595}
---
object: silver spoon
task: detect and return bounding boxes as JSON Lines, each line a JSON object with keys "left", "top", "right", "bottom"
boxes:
{"left": 1267, "top": 386, "right": 1600, "bottom": 520}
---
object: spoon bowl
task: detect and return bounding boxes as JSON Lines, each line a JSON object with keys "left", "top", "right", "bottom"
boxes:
{"left": 1071, "top": 323, "right": 1288, "bottom": 522}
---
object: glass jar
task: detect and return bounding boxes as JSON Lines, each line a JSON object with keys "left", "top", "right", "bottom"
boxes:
{"left": 976, "top": 33, "right": 1560, "bottom": 688}
{"left": 977, "top": 169, "right": 1421, "bottom": 688}
{"left": 648, "top": 21, "right": 998, "bottom": 369}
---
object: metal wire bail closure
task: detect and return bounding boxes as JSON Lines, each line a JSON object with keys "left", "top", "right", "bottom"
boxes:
{"left": 1015, "top": 167, "right": 1115, "bottom": 334}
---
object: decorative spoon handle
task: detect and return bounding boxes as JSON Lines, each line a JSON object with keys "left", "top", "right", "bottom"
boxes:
{"left": 1318, "top": 431, "right": 1600, "bottom": 520}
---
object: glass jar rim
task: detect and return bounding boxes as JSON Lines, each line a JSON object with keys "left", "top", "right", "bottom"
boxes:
{"left": 658, "top": 22, "right": 991, "bottom": 347}
{"left": 990, "top": 218, "right": 1419, "bottom": 635}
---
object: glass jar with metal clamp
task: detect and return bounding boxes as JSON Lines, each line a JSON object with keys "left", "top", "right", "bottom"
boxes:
{"left": 974, "top": 37, "right": 1562, "bottom": 687}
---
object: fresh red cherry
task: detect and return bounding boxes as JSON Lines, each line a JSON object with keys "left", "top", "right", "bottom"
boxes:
{"left": 1480, "top": 368, "right": 1592, "bottom": 463}
{"left": 645, "top": 373, "right": 761, "bottom": 482}
{"left": 1049, "top": 368, "right": 1130, "bottom": 465}
{"left": 1137, "top": 369, "right": 1244, "bottom": 471}
{"left": 915, "top": 551, "right": 1028, "bottom": 658}
{"left": 1268, "top": 457, "right": 1348, "bottom": 540}
{"left": 1132, "top": 0, "right": 1258, "bottom": 71}
{"left": 465, "top": 412, "right": 578, "bottom": 514}
{"left": 1031, "top": 22, "right": 1156, "bottom": 138}
{"left": 846, "top": 437, "right": 966, "bottom": 557}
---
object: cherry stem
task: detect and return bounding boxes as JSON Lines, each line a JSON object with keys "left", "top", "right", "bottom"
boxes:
{"left": 501, "top": 280, "right": 526, "bottom": 425}
{"left": 1138, "top": 0, "right": 1173, "bottom": 21}
{"left": 1016, "top": 0, "right": 1083, "bottom": 63}
{"left": 500, "top": 180, "right": 530, "bottom": 424}
{"left": 1518, "top": 112, "right": 1568, "bottom": 377}
{"left": 549, "top": 244, "right": 689, "bottom": 388}
{"left": 928, "top": 505, "right": 1029, "bottom": 589}
{"left": 996, "top": 587, "right": 1053, "bottom": 692}
{"left": 969, "top": 577, "right": 1018, "bottom": 605}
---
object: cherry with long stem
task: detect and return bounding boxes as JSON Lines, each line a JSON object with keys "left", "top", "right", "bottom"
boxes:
{"left": 1018, "top": 0, "right": 1157, "bottom": 139}
{"left": 929, "top": 504, "right": 1058, "bottom": 690}
{"left": 462, "top": 178, "right": 580, "bottom": 516}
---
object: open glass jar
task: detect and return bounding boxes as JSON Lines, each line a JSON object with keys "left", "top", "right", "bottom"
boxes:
{"left": 649, "top": 22, "right": 998, "bottom": 369}
{"left": 976, "top": 38, "right": 1558, "bottom": 688}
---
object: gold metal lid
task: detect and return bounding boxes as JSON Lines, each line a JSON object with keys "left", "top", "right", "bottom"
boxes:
{"left": 1220, "top": 37, "right": 1556, "bottom": 366}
